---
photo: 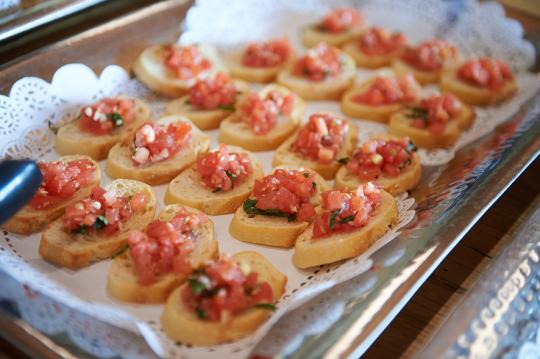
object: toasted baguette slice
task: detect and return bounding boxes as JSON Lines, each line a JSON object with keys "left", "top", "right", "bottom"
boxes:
{"left": 293, "top": 190, "right": 397, "bottom": 268}
{"left": 107, "top": 204, "right": 218, "bottom": 303}
{"left": 440, "top": 68, "right": 517, "bottom": 106}
{"left": 39, "top": 179, "right": 156, "bottom": 269}
{"left": 301, "top": 24, "right": 366, "bottom": 48}
{"left": 393, "top": 58, "right": 459, "bottom": 85}
{"left": 55, "top": 98, "right": 151, "bottom": 160}
{"left": 229, "top": 168, "right": 328, "bottom": 248}
{"left": 133, "top": 44, "right": 226, "bottom": 97}
{"left": 161, "top": 251, "right": 287, "bottom": 345}
{"left": 277, "top": 51, "right": 356, "bottom": 101}
{"left": 219, "top": 85, "right": 304, "bottom": 151}
{"left": 226, "top": 50, "right": 292, "bottom": 83}
{"left": 2, "top": 155, "right": 101, "bottom": 235}
{"left": 165, "top": 146, "right": 264, "bottom": 215}
{"left": 335, "top": 153, "right": 421, "bottom": 195}
{"left": 105, "top": 116, "right": 210, "bottom": 185}
{"left": 342, "top": 40, "right": 403, "bottom": 69}
{"left": 272, "top": 123, "right": 358, "bottom": 179}
{"left": 341, "top": 77, "right": 422, "bottom": 122}
{"left": 165, "top": 80, "right": 248, "bottom": 130}
{"left": 388, "top": 102, "right": 475, "bottom": 149}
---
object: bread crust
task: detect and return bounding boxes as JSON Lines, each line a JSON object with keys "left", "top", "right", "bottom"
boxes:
{"left": 161, "top": 251, "right": 287, "bottom": 345}
{"left": 272, "top": 122, "right": 358, "bottom": 179}
{"left": 342, "top": 40, "right": 403, "bottom": 69}
{"left": 301, "top": 24, "right": 366, "bottom": 48}
{"left": 107, "top": 204, "right": 218, "bottom": 303}
{"left": 229, "top": 168, "right": 328, "bottom": 248}
{"left": 293, "top": 190, "right": 398, "bottom": 268}
{"left": 276, "top": 51, "right": 356, "bottom": 101}
{"left": 2, "top": 155, "right": 101, "bottom": 235}
{"left": 219, "top": 85, "right": 304, "bottom": 151}
{"left": 388, "top": 103, "right": 475, "bottom": 149}
{"left": 132, "top": 44, "right": 226, "bottom": 97}
{"left": 38, "top": 179, "right": 156, "bottom": 269}
{"left": 340, "top": 77, "right": 422, "bottom": 122}
{"left": 440, "top": 67, "right": 517, "bottom": 106}
{"left": 105, "top": 116, "right": 210, "bottom": 185}
{"left": 165, "top": 146, "right": 264, "bottom": 215}
{"left": 55, "top": 98, "right": 151, "bottom": 161}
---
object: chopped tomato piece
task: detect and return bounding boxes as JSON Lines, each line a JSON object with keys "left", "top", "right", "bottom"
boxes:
{"left": 131, "top": 121, "right": 192, "bottom": 165}
{"left": 457, "top": 57, "right": 513, "bottom": 91}
{"left": 357, "top": 27, "right": 407, "bottom": 56}
{"left": 188, "top": 72, "right": 238, "bottom": 110}
{"left": 293, "top": 43, "right": 342, "bottom": 81}
{"left": 29, "top": 159, "right": 96, "bottom": 210}
{"left": 291, "top": 113, "right": 348, "bottom": 164}
{"left": 319, "top": 8, "right": 363, "bottom": 33}
{"left": 79, "top": 97, "right": 136, "bottom": 135}
{"left": 128, "top": 208, "right": 206, "bottom": 285}
{"left": 181, "top": 256, "right": 274, "bottom": 321}
{"left": 163, "top": 45, "right": 212, "bottom": 80}
{"left": 312, "top": 184, "right": 381, "bottom": 239}
{"left": 401, "top": 39, "right": 457, "bottom": 71}
{"left": 62, "top": 187, "right": 147, "bottom": 236}
{"left": 353, "top": 75, "right": 420, "bottom": 106}
{"left": 239, "top": 90, "right": 295, "bottom": 135}
{"left": 242, "top": 38, "right": 293, "bottom": 68}
{"left": 407, "top": 93, "right": 462, "bottom": 135}
{"left": 196, "top": 144, "right": 252, "bottom": 192}
{"left": 346, "top": 137, "right": 416, "bottom": 180}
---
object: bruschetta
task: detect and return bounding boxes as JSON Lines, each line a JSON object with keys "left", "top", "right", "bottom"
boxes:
{"left": 342, "top": 27, "right": 408, "bottom": 69}
{"left": 388, "top": 93, "right": 475, "bottom": 148}
{"left": 133, "top": 43, "right": 226, "bottom": 97}
{"left": 226, "top": 38, "right": 294, "bottom": 83}
{"left": 2, "top": 155, "right": 100, "bottom": 234}
{"left": 39, "top": 179, "right": 156, "bottom": 269}
{"left": 301, "top": 8, "right": 366, "bottom": 48}
{"left": 219, "top": 84, "right": 304, "bottom": 151}
{"left": 107, "top": 204, "right": 218, "bottom": 304}
{"left": 165, "top": 72, "right": 249, "bottom": 130}
{"left": 105, "top": 115, "right": 210, "bottom": 185}
{"left": 161, "top": 251, "right": 286, "bottom": 345}
{"left": 293, "top": 184, "right": 398, "bottom": 268}
{"left": 341, "top": 74, "right": 421, "bottom": 122}
{"left": 272, "top": 112, "right": 358, "bottom": 179}
{"left": 277, "top": 43, "right": 356, "bottom": 100}
{"left": 334, "top": 136, "right": 421, "bottom": 195}
{"left": 229, "top": 167, "right": 328, "bottom": 248}
{"left": 165, "top": 144, "right": 264, "bottom": 215}
{"left": 55, "top": 96, "right": 151, "bottom": 160}
{"left": 440, "top": 57, "right": 517, "bottom": 106}
{"left": 393, "top": 39, "right": 459, "bottom": 84}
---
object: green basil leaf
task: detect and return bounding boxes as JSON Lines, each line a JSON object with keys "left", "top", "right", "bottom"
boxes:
{"left": 212, "top": 188, "right": 222, "bottom": 193}
{"left": 329, "top": 210, "right": 340, "bottom": 230}
{"left": 92, "top": 215, "right": 108, "bottom": 231}
{"left": 189, "top": 278, "right": 207, "bottom": 296}
{"left": 243, "top": 199, "right": 297, "bottom": 221}
{"left": 195, "top": 306, "right": 207, "bottom": 319}
{"left": 218, "top": 104, "right": 235, "bottom": 111}
{"left": 108, "top": 113, "right": 125, "bottom": 127}
{"left": 255, "top": 303, "right": 276, "bottom": 311}
{"left": 337, "top": 157, "right": 349, "bottom": 165}
{"left": 339, "top": 215, "right": 355, "bottom": 224}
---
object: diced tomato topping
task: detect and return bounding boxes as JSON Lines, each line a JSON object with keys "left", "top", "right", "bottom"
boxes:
{"left": 252, "top": 169, "right": 317, "bottom": 221}
{"left": 239, "top": 89, "right": 295, "bottom": 135}
{"left": 407, "top": 94, "right": 462, "bottom": 135}
{"left": 353, "top": 74, "right": 420, "bottom": 106}
{"left": 79, "top": 97, "right": 136, "bottom": 135}
{"left": 131, "top": 121, "right": 192, "bottom": 165}
{"left": 181, "top": 256, "right": 274, "bottom": 321}
{"left": 62, "top": 187, "right": 148, "bottom": 236}
{"left": 312, "top": 184, "right": 381, "bottom": 239}
{"left": 457, "top": 57, "right": 514, "bottom": 91}
{"left": 293, "top": 43, "right": 342, "bottom": 81}
{"left": 196, "top": 144, "right": 252, "bottom": 192}
{"left": 188, "top": 72, "right": 238, "bottom": 110}
{"left": 242, "top": 38, "right": 293, "bottom": 68}
{"left": 346, "top": 137, "right": 416, "bottom": 180}
{"left": 319, "top": 8, "right": 363, "bottom": 33}
{"left": 163, "top": 45, "right": 212, "bottom": 80}
{"left": 357, "top": 27, "right": 407, "bottom": 56}
{"left": 128, "top": 208, "right": 207, "bottom": 285}
{"left": 291, "top": 113, "right": 348, "bottom": 164}
{"left": 29, "top": 159, "right": 96, "bottom": 210}
{"left": 401, "top": 39, "right": 457, "bottom": 71}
